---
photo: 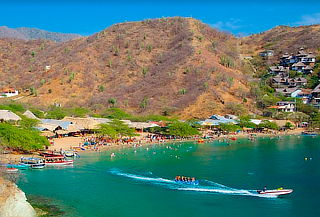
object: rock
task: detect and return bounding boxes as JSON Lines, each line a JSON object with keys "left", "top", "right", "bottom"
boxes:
{"left": 0, "top": 177, "right": 36, "bottom": 217}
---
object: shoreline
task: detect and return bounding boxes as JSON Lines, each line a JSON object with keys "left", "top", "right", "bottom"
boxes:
{"left": 0, "top": 128, "right": 306, "bottom": 164}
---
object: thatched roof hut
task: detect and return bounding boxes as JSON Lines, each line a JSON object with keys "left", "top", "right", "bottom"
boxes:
{"left": 128, "top": 122, "right": 159, "bottom": 129}
{"left": 0, "top": 110, "right": 21, "bottom": 122}
{"left": 37, "top": 123, "right": 61, "bottom": 132}
{"left": 23, "top": 110, "right": 39, "bottom": 120}
{"left": 62, "top": 117, "right": 110, "bottom": 129}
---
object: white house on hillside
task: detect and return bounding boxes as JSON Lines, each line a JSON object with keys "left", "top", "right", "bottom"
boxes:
{"left": 271, "top": 101, "right": 296, "bottom": 112}
{"left": 0, "top": 89, "right": 19, "bottom": 98}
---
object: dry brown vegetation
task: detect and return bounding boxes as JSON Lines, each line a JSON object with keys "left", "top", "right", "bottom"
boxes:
{"left": 240, "top": 24, "right": 320, "bottom": 58}
{"left": 0, "top": 17, "right": 255, "bottom": 118}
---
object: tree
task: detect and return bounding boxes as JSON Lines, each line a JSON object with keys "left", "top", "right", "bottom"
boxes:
{"left": 258, "top": 120, "right": 279, "bottom": 130}
{"left": 20, "top": 116, "right": 40, "bottom": 129}
{"left": 0, "top": 104, "right": 25, "bottom": 113}
{"left": 30, "top": 87, "right": 38, "bottom": 96}
{"left": 296, "top": 102, "right": 318, "bottom": 116}
{"left": 287, "top": 112, "right": 310, "bottom": 126}
{"left": 70, "top": 107, "right": 90, "bottom": 118}
{"left": 46, "top": 107, "right": 67, "bottom": 120}
{"left": 98, "top": 85, "right": 105, "bottom": 92}
{"left": 166, "top": 122, "right": 200, "bottom": 137}
{"left": 108, "top": 98, "right": 117, "bottom": 107}
{"left": 29, "top": 108, "right": 45, "bottom": 118}
{"left": 272, "top": 112, "right": 289, "bottom": 120}
{"left": 225, "top": 102, "right": 247, "bottom": 116}
{"left": 139, "top": 97, "right": 149, "bottom": 110}
{"left": 0, "top": 123, "right": 50, "bottom": 151}
{"left": 96, "top": 123, "right": 117, "bottom": 139}
{"left": 102, "top": 108, "right": 131, "bottom": 119}
{"left": 284, "top": 122, "right": 294, "bottom": 129}
{"left": 108, "top": 119, "right": 137, "bottom": 138}
{"left": 238, "top": 116, "right": 257, "bottom": 128}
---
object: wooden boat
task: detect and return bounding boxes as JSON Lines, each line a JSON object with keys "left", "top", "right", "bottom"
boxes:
{"left": 20, "top": 157, "right": 45, "bottom": 169}
{"left": 301, "top": 131, "right": 318, "bottom": 136}
{"left": 44, "top": 155, "right": 74, "bottom": 166}
{"left": 5, "top": 168, "right": 19, "bottom": 173}
{"left": 7, "top": 163, "right": 29, "bottom": 170}
{"left": 64, "top": 150, "right": 80, "bottom": 158}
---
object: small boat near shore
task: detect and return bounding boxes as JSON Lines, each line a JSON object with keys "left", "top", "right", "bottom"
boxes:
{"left": 257, "top": 188, "right": 293, "bottom": 196}
{"left": 7, "top": 164, "right": 29, "bottom": 170}
{"left": 64, "top": 150, "right": 80, "bottom": 158}
{"left": 5, "top": 168, "right": 19, "bottom": 173}
{"left": 44, "top": 155, "right": 74, "bottom": 166}
{"left": 20, "top": 157, "right": 45, "bottom": 169}
{"left": 301, "top": 131, "right": 318, "bottom": 136}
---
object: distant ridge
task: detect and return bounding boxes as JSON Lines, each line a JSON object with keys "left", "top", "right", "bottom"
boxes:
{"left": 0, "top": 26, "right": 82, "bottom": 42}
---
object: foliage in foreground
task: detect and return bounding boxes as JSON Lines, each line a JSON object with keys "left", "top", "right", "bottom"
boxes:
{"left": 0, "top": 123, "right": 50, "bottom": 151}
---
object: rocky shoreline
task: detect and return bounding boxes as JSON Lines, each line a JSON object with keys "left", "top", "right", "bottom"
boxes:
{"left": 0, "top": 176, "right": 36, "bottom": 217}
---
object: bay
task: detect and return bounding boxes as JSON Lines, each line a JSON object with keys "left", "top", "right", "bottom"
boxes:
{"left": 18, "top": 135, "right": 320, "bottom": 217}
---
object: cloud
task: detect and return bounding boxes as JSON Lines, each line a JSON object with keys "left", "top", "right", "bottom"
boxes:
{"left": 295, "top": 13, "right": 320, "bottom": 25}
{"left": 210, "top": 19, "right": 242, "bottom": 31}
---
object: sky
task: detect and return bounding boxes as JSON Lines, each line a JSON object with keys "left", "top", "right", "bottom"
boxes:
{"left": 1, "top": 0, "right": 320, "bottom": 36}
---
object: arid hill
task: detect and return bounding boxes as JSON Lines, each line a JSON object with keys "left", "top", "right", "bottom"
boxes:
{"left": 0, "top": 17, "right": 256, "bottom": 118}
{"left": 240, "top": 24, "right": 320, "bottom": 58}
{"left": 0, "top": 26, "right": 81, "bottom": 42}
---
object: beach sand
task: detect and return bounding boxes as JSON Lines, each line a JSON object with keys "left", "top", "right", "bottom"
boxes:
{"left": 0, "top": 128, "right": 306, "bottom": 164}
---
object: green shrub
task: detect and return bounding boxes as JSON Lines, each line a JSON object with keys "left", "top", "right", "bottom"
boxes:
{"left": 0, "top": 123, "right": 49, "bottom": 151}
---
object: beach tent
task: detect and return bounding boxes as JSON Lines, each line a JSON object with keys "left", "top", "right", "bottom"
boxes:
{"left": 0, "top": 110, "right": 21, "bottom": 122}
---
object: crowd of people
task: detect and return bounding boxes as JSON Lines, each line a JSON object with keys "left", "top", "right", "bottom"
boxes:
{"left": 175, "top": 176, "right": 196, "bottom": 182}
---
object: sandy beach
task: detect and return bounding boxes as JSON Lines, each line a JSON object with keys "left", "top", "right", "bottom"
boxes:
{"left": 0, "top": 128, "right": 306, "bottom": 164}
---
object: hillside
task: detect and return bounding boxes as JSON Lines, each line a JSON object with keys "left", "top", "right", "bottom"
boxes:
{"left": 0, "top": 17, "right": 256, "bottom": 118}
{"left": 0, "top": 26, "right": 81, "bottom": 42}
{"left": 240, "top": 24, "right": 320, "bottom": 58}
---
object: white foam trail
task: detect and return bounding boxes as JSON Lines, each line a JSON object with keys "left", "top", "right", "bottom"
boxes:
{"left": 110, "top": 169, "right": 174, "bottom": 183}
{"left": 177, "top": 187, "right": 276, "bottom": 198}
{"left": 110, "top": 169, "right": 277, "bottom": 198}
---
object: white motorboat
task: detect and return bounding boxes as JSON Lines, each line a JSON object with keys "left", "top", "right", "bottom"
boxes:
{"left": 257, "top": 188, "right": 293, "bottom": 196}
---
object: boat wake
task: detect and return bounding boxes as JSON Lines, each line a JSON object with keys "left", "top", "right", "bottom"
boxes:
{"left": 109, "top": 169, "right": 277, "bottom": 198}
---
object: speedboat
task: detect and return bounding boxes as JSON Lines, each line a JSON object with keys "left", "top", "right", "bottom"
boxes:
{"left": 257, "top": 188, "right": 293, "bottom": 196}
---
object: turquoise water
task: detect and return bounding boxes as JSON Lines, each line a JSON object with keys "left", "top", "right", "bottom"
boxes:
{"left": 18, "top": 136, "right": 320, "bottom": 217}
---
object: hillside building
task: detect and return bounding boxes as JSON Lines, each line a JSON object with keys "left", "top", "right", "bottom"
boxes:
{"left": 280, "top": 48, "right": 315, "bottom": 74}
{"left": 259, "top": 50, "right": 274, "bottom": 57}
{"left": 272, "top": 76, "right": 307, "bottom": 88}
{"left": 0, "top": 88, "right": 19, "bottom": 98}
{"left": 269, "top": 101, "right": 296, "bottom": 112}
